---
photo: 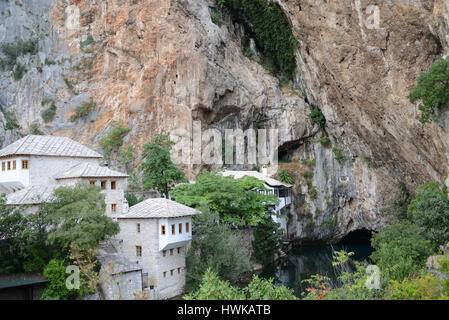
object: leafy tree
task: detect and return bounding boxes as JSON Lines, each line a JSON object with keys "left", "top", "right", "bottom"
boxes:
{"left": 125, "top": 192, "right": 144, "bottom": 207}
{"left": 278, "top": 170, "right": 293, "bottom": 184}
{"left": 252, "top": 218, "right": 283, "bottom": 265}
{"left": 185, "top": 209, "right": 251, "bottom": 290}
{"left": 184, "top": 268, "right": 297, "bottom": 300}
{"left": 139, "top": 133, "right": 188, "bottom": 198}
{"left": 407, "top": 181, "right": 449, "bottom": 247}
{"left": 171, "top": 170, "right": 279, "bottom": 226}
{"left": 408, "top": 57, "right": 449, "bottom": 123}
{"left": 370, "top": 222, "right": 432, "bottom": 281}
{"left": 45, "top": 183, "right": 119, "bottom": 250}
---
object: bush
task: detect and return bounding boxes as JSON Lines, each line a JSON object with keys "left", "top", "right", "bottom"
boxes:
{"left": 125, "top": 192, "right": 144, "bottom": 207}
{"left": 370, "top": 222, "right": 432, "bottom": 281}
{"left": 332, "top": 147, "right": 345, "bottom": 164}
{"left": 13, "top": 63, "right": 26, "bottom": 80}
{"left": 278, "top": 170, "right": 292, "bottom": 184}
{"left": 408, "top": 57, "right": 449, "bottom": 123}
{"left": 361, "top": 155, "right": 376, "bottom": 168}
{"left": 80, "top": 35, "right": 96, "bottom": 49}
{"left": 252, "top": 218, "right": 283, "bottom": 265}
{"left": 386, "top": 273, "right": 443, "bottom": 300}
{"left": 30, "top": 123, "right": 44, "bottom": 135}
{"left": 41, "top": 100, "right": 57, "bottom": 123}
{"left": 41, "top": 259, "right": 76, "bottom": 300}
{"left": 70, "top": 100, "right": 96, "bottom": 122}
{"left": 308, "top": 108, "right": 326, "bottom": 127}
{"left": 407, "top": 181, "right": 449, "bottom": 247}
{"left": 3, "top": 111, "right": 20, "bottom": 130}
{"left": 0, "top": 38, "right": 38, "bottom": 69}
{"left": 99, "top": 121, "right": 130, "bottom": 157}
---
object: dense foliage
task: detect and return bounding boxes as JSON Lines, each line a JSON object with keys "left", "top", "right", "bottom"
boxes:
{"left": 139, "top": 133, "right": 188, "bottom": 198}
{"left": 278, "top": 170, "right": 293, "bottom": 184}
{"left": 220, "top": 0, "right": 297, "bottom": 80}
{"left": 184, "top": 268, "right": 297, "bottom": 300}
{"left": 370, "top": 222, "right": 432, "bottom": 281}
{"left": 407, "top": 181, "right": 449, "bottom": 247}
{"left": 408, "top": 57, "right": 449, "bottom": 123}
{"left": 185, "top": 209, "right": 251, "bottom": 290}
{"left": 171, "top": 170, "right": 279, "bottom": 226}
{"left": 308, "top": 108, "right": 326, "bottom": 128}
{"left": 252, "top": 218, "right": 283, "bottom": 265}
{"left": 70, "top": 99, "right": 96, "bottom": 122}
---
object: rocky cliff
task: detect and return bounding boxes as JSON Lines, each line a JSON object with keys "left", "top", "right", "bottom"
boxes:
{"left": 1, "top": 0, "right": 449, "bottom": 243}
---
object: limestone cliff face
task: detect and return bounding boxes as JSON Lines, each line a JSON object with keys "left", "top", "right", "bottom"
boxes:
{"left": 1, "top": 0, "right": 449, "bottom": 242}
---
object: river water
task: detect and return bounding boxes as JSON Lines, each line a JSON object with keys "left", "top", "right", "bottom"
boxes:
{"left": 259, "top": 243, "right": 374, "bottom": 297}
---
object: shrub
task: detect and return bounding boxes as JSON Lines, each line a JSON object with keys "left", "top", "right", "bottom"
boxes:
{"left": 99, "top": 121, "right": 130, "bottom": 157}
{"left": 361, "top": 154, "right": 376, "bottom": 168}
{"left": 407, "top": 181, "right": 449, "bottom": 247}
{"left": 408, "top": 57, "right": 449, "bottom": 123}
{"left": 125, "top": 192, "right": 144, "bottom": 207}
{"left": 80, "top": 35, "right": 96, "bottom": 49}
{"left": 41, "top": 259, "right": 76, "bottom": 300}
{"left": 370, "top": 222, "right": 432, "bottom": 281}
{"left": 41, "top": 100, "right": 57, "bottom": 123}
{"left": 0, "top": 38, "right": 38, "bottom": 69}
{"left": 3, "top": 111, "right": 20, "bottom": 130}
{"left": 332, "top": 147, "right": 345, "bottom": 164}
{"left": 278, "top": 170, "right": 293, "bottom": 184}
{"left": 318, "top": 135, "right": 331, "bottom": 148}
{"left": 308, "top": 108, "right": 326, "bottom": 127}
{"left": 386, "top": 273, "right": 443, "bottom": 300}
{"left": 70, "top": 99, "right": 96, "bottom": 122}
{"left": 30, "top": 123, "right": 44, "bottom": 135}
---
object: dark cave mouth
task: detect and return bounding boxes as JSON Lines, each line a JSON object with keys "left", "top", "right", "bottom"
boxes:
{"left": 337, "top": 228, "right": 374, "bottom": 245}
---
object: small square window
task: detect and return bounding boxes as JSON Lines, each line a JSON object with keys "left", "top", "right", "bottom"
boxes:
{"left": 179, "top": 223, "right": 182, "bottom": 234}
{"left": 90, "top": 180, "right": 96, "bottom": 185}
{"left": 170, "top": 269, "right": 174, "bottom": 276}
{"left": 161, "top": 225, "right": 166, "bottom": 235}
{"left": 137, "top": 223, "right": 141, "bottom": 233}
{"left": 101, "top": 181, "right": 107, "bottom": 190}
{"left": 170, "top": 249, "right": 173, "bottom": 256}
{"left": 177, "top": 247, "right": 181, "bottom": 254}
{"left": 177, "top": 268, "right": 181, "bottom": 274}
{"left": 111, "top": 204, "right": 117, "bottom": 212}
{"left": 162, "top": 250, "right": 166, "bottom": 257}
{"left": 1, "top": 162, "right": 4, "bottom": 171}
{"left": 7, "top": 161, "right": 11, "bottom": 170}
{"left": 111, "top": 181, "right": 116, "bottom": 190}
{"left": 186, "top": 222, "right": 190, "bottom": 233}
{"left": 163, "top": 272, "right": 167, "bottom": 278}
{"left": 12, "top": 161, "right": 16, "bottom": 170}
{"left": 136, "top": 246, "right": 142, "bottom": 258}
{"left": 171, "top": 224, "right": 175, "bottom": 235}
{"left": 21, "top": 160, "right": 28, "bottom": 170}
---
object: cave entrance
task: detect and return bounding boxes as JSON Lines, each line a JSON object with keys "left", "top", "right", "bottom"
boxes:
{"left": 338, "top": 228, "right": 374, "bottom": 245}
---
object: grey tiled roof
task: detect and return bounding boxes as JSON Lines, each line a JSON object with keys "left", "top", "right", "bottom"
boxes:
{"left": 55, "top": 163, "right": 128, "bottom": 180}
{"left": 118, "top": 198, "right": 197, "bottom": 219}
{"left": 6, "top": 184, "right": 57, "bottom": 205}
{"left": 0, "top": 135, "right": 102, "bottom": 159}
{"left": 221, "top": 170, "right": 292, "bottom": 188}
{"left": 0, "top": 274, "right": 48, "bottom": 289}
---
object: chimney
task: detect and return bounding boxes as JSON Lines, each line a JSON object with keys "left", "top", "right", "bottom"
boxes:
{"left": 261, "top": 165, "right": 268, "bottom": 176}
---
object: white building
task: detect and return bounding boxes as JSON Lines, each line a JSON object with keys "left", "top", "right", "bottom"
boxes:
{"left": 115, "top": 198, "right": 197, "bottom": 299}
{"left": 0, "top": 135, "right": 128, "bottom": 218}
{"left": 221, "top": 168, "right": 293, "bottom": 235}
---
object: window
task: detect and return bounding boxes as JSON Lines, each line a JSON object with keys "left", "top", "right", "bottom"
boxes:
{"left": 179, "top": 223, "right": 182, "bottom": 234}
{"left": 163, "top": 272, "right": 167, "bottom": 278}
{"left": 111, "top": 181, "right": 116, "bottom": 190}
{"left": 136, "top": 246, "right": 142, "bottom": 257}
{"left": 171, "top": 224, "right": 175, "bottom": 235}
{"left": 7, "top": 161, "right": 11, "bottom": 170}
{"left": 111, "top": 204, "right": 117, "bottom": 212}
{"left": 177, "top": 247, "right": 181, "bottom": 254}
{"left": 186, "top": 222, "right": 190, "bottom": 233}
{"left": 1, "top": 162, "right": 4, "bottom": 171}
{"left": 101, "top": 181, "right": 106, "bottom": 190}
{"left": 161, "top": 225, "right": 166, "bottom": 235}
{"left": 162, "top": 250, "right": 166, "bottom": 257}
{"left": 90, "top": 180, "right": 96, "bottom": 185}
{"left": 178, "top": 267, "right": 181, "bottom": 274}
{"left": 12, "top": 160, "right": 16, "bottom": 170}
{"left": 137, "top": 223, "right": 141, "bottom": 233}
{"left": 21, "top": 160, "right": 28, "bottom": 169}
{"left": 170, "top": 249, "right": 173, "bottom": 256}
{"left": 170, "top": 269, "right": 174, "bottom": 276}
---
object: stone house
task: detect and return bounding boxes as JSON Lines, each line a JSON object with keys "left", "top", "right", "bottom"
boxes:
{"left": 115, "top": 198, "right": 197, "bottom": 299}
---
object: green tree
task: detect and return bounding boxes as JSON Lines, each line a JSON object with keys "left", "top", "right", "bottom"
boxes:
{"left": 45, "top": 183, "right": 119, "bottom": 250}
{"left": 407, "top": 181, "right": 449, "bottom": 247}
{"left": 185, "top": 209, "right": 251, "bottom": 290}
{"left": 252, "top": 218, "right": 283, "bottom": 265}
{"left": 139, "top": 133, "right": 187, "bottom": 198}
{"left": 99, "top": 121, "right": 131, "bottom": 158}
{"left": 408, "top": 57, "right": 449, "bottom": 123}
{"left": 370, "top": 222, "right": 432, "bottom": 281}
{"left": 125, "top": 192, "right": 144, "bottom": 207}
{"left": 171, "top": 170, "right": 279, "bottom": 226}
